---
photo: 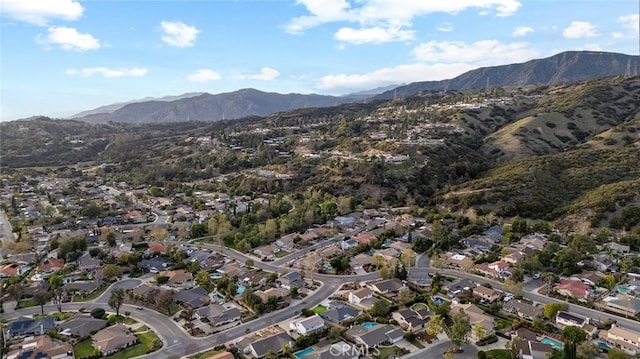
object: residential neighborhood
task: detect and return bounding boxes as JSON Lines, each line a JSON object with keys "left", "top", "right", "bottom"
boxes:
{"left": 1, "top": 172, "right": 640, "bottom": 359}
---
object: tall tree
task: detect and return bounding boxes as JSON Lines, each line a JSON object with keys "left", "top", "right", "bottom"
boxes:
{"left": 426, "top": 314, "right": 445, "bottom": 337}
{"left": 561, "top": 326, "right": 587, "bottom": 359}
{"left": 33, "top": 290, "right": 50, "bottom": 314}
{"left": 49, "top": 274, "right": 64, "bottom": 312}
{"left": 108, "top": 288, "right": 126, "bottom": 316}
{"left": 448, "top": 309, "right": 471, "bottom": 350}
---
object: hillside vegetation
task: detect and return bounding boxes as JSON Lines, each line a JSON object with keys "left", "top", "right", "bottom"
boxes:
{"left": 1, "top": 75, "right": 639, "bottom": 232}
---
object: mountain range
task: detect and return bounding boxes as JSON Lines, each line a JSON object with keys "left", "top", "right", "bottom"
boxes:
{"left": 70, "top": 50, "right": 639, "bottom": 124}
{"left": 374, "top": 51, "right": 640, "bottom": 99}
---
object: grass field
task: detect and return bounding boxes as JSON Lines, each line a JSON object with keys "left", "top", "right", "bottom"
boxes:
{"left": 312, "top": 305, "right": 327, "bottom": 314}
{"left": 375, "top": 346, "right": 403, "bottom": 359}
{"left": 74, "top": 339, "right": 99, "bottom": 359}
{"left": 483, "top": 349, "right": 512, "bottom": 359}
{"left": 106, "top": 331, "right": 160, "bottom": 359}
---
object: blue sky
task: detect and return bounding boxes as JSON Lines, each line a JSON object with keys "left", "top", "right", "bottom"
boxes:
{"left": 0, "top": 0, "right": 638, "bottom": 121}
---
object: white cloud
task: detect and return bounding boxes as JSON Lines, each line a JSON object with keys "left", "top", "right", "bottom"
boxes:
{"left": 316, "top": 62, "right": 474, "bottom": 92}
{"left": 412, "top": 40, "right": 538, "bottom": 66}
{"left": 563, "top": 21, "right": 598, "bottom": 39}
{"left": 618, "top": 14, "right": 639, "bottom": 35}
{"left": 0, "top": 0, "right": 83, "bottom": 26}
{"left": 42, "top": 26, "right": 101, "bottom": 51}
{"left": 160, "top": 21, "right": 199, "bottom": 47}
{"left": 437, "top": 22, "right": 453, "bottom": 32}
{"left": 285, "top": 0, "right": 521, "bottom": 44}
{"left": 186, "top": 69, "right": 221, "bottom": 83}
{"left": 512, "top": 26, "right": 533, "bottom": 37}
{"left": 335, "top": 26, "right": 414, "bottom": 44}
{"left": 241, "top": 67, "right": 280, "bottom": 81}
{"left": 582, "top": 43, "right": 603, "bottom": 51}
{"left": 66, "top": 67, "right": 148, "bottom": 78}
{"left": 611, "top": 32, "right": 625, "bottom": 39}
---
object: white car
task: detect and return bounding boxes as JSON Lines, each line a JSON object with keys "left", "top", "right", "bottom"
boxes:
{"left": 533, "top": 273, "right": 541, "bottom": 279}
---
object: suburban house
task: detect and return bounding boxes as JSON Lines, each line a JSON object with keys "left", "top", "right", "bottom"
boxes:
{"left": 158, "top": 269, "right": 193, "bottom": 286}
{"left": 502, "top": 301, "right": 543, "bottom": 322}
{"left": 341, "top": 239, "right": 359, "bottom": 251}
{"left": 512, "top": 329, "right": 554, "bottom": 359}
{"left": 368, "top": 278, "right": 404, "bottom": 294}
{"left": 573, "top": 271, "right": 605, "bottom": 287}
{"left": 451, "top": 304, "right": 495, "bottom": 342}
{"left": 240, "top": 272, "right": 267, "bottom": 287}
{"left": 354, "top": 233, "right": 377, "bottom": 245}
{"left": 350, "top": 254, "right": 373, "bottom": 271}
{"left": 77, "top": 253, "right": 102, "bottom": 271}
{"left": 58, "top": 316, "right": 108, "bottom": 337}
{"left": 139, "top": 257, "right": 171, "bottom": 273}
{"left": 6, "top": 317, "right": 56, "bottom": 339}
{"left": 555, "top": 311, "right": 588, "bottom": 328}
{"left": 603, "top": 242, "right": 631, "bottom": 255}
{"left": 392, "top": 307, "right": 430, "bottom": 332}
{"left": 346, "top": 324, "right": 403, "bottom": 348}
{"left": 174, "top": 287, "right": 209, "bottom": 308}
{"left": 349, "top": 287, "right": 374, "bottom": 305}
{"left": 407, "top": 267, "right": 432, "bottom": 288}
{"left": 289, "top": 314, "right": 325, "bottom": 335}
{"left": 601, "top": 294, "right": 640, "bottom": 317}
{"left": 37, "top": 258, "right": 65, "bottom": 273}
{"left": 276, "top": 271, "right": 304, "bottom": 290}
{"left": 320, "top": 303, "right": 362, "bottom": 324}
{"left": 254, "top": 287, "right": 290, "bottom": 303}
{"left": 92, "top": 324, "right": 137, "bottom": 356}
{"left": 472, "top": 286, "right": 502, "bottom": 303}
{"left": 196, "top": 304, "right": 241, "bottom": 326}
{"left": 247, "top": 331, "right": 292, "bottom": 358}
{"left": 443, "top": 253, "right": 474, "bottom": 270}
{"left": 254, "top": 244, "right": 280, "bottom": 260}
{"left": 598, "top": 324, "right": 640, "bottom": 354}
{"left": 5, "top": 335, "right": 73, "bottom": 359}
{"left": 554, "top": 278, "right": 591, "bottom": 300}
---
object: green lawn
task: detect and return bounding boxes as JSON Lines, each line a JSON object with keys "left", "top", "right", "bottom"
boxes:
{"left": 135, "top": 325, "right": 149, "bottom": 333}
{"left": 16, "top": 298, "right": 37, "bottom": 309}
{"left": 74, "top": 339, "right": 99, "bottom": 359}
{"left": 312, "top": 305, "right": 327, "bottom": 314}
{"left": 275, "top": 250, "right": 290, "bottom": 258}
{"left": 410, "top": 302, "right": 428, "bottom": 311}
{"left": 72, "top": 284, "right": 109, "bottom": 302}
{"left": 375, "top": 346, "right": 403, "bottom": 359}
{"left": 483, "top": 349, "right": 512, "bottom": 359}
{"left": 494, "top": 318, "right": 512, "bottom": 330}
{"left": 105, "top": 331, "right": 161, "bottom": 359}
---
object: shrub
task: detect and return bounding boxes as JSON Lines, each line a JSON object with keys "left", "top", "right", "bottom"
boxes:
{"left": 476, "top": 335, "right": 499, "bottom": 346}
{"left": 90, "top": 307, "right": 105, "bottom": 319}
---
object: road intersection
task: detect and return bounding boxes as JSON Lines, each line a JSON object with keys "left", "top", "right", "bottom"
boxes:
{"left": 5, "top": 234, "right": 640, "bottom": 358}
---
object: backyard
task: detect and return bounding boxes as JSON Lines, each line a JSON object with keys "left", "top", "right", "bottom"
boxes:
{"left": 312, "top": 305, "right": 327, "bottom": 314}
{"left": 73, "top": 331, "right": 161, "bottom": 359}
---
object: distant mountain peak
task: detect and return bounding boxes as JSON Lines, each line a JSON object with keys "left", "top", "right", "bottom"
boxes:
{"left": 375, "top": 50, "right": 640, "bottom": 99}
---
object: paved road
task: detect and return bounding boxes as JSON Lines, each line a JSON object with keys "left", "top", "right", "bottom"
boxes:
{"left": 434, "top": 268, "right": 640, "bottom": 333}
{"left": 6, "top": 231, "right": 640, "bottom": 358}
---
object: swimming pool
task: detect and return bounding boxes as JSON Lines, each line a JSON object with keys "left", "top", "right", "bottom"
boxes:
{"left": 541, "top": 337, "right": 563, "bottom": 349}
{"left": 294, "top": 347, "right": 315, "bottom": 358}
{"left": 617, "top": 285, "right": 631, "bottom": 294}
{"left": 237, "top": 285, "right": 246, "bottom": 294}
{"left": 363, "top": 322, "right": 378, "bottom": 329}
{"left": 213, "top": 293, "right": 224, "bottom": 302}
{"left": 598, "top": 342, "right": 611, "bottom": 352}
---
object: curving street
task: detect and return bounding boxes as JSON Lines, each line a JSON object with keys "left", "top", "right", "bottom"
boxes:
{"left": 5, "top": 236, "right": 640, "bottom": 358}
